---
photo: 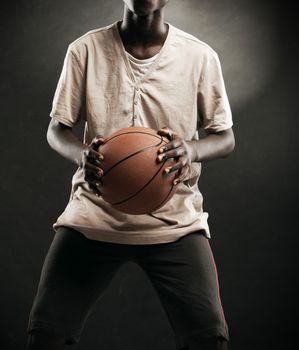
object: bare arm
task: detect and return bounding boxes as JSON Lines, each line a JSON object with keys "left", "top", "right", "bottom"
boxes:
{"left": 156, "top": 127, "right": 235, "bottom": 185}
{"left": 187, "top": 127, "right": 235, "bottom": 163}
{"left": 46, "top": 118, "right": 105, "bottom": 196}
{"left": 46, "top": 118, "right": 88, "bottom": 167}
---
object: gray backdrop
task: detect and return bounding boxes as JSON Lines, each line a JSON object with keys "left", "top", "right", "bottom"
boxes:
{"left": 1, "top": 0, "right": 298, "bottom": 349}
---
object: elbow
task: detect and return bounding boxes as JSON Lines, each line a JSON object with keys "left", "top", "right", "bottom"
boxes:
{"left": 222, "top": 129, "right": 236, "bottom": 158}
{"left": 227, "top": 133, "right": 235, "bottom": 154}
{"left": 46, "top": 118, "right": 60, "bottom": 149}
{"left": 46, "top": 123, "right": 54, "bottom": 148}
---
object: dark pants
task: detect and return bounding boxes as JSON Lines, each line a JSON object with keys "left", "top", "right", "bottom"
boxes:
{"left": 27, "top": 226, "right": 229, "bottom": 349}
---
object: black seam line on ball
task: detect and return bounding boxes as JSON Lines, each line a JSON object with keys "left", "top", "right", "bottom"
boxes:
{"left": 148, "top": 183, "right": 175, "bottom": 213}
{"left": 110, "top": 157, "right": 168, "bottom": 205}
{"left": 102, "top": 135, "right": 164, "bottom": 178}
{"left": 101, "top": 131, "right": 165, "bottom": 146}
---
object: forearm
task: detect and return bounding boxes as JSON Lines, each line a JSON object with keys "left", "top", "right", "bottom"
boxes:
{"left": 187, "top": 128, "right": 235, "bottom": 163}
{"left": 46, "top": 121, "right": 88, "bottom": 167}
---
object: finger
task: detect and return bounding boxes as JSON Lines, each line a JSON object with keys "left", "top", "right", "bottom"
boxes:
{"left": 157, "top": 138, "right": 182, "bottom": 154}
{"left": 88, "top": 182, "right": 102, "bottom": 197}
{"left": 91, "top": 135, "right": 105, "bottom": 145}
{"left": 90, "top": 136, "right": 105, "bottom": 150}
{"left": 85, "top": 157, "right": 102, "bottom": 167}
{"left": 89, "top": 176, "right": 103, "bottom": 187}
{"left": 93, "top": 179, "right": 103, "bottom": 193}
{"left": 164, "top": 160, "right": 184, "bottom": 175}
{"left": 157, "top": 126, "right": 170, "bottom": 134}
{"left": 86, "top": 154, "right": 104, "bottom": 167}
{"left": 164, "top": 155, "right": 188, "bottom": 173}
{"left": 157, "top": 127, "right": 173, "bottom": 140}
{"left": 157, "top": 147, "right": 186, "bottom": 163}
{"left": 173, "top": 166, "right": 189, "bottom": 185}
{"left": 85, "top": 148, "right": 104, "bottom": 161}
{"left": 84, "top": 171, "right": 103, "bottom": 184}
{"left": 90, "top": 148, "right": 104, "bottom": 159}
{"left": 157, "top": 126, "right": 178, "bottom": 141}
{"left": 84, "top": 161, "right": 104, "bottom": 175}
{"left": 84, "top": 161, "right": 104, "bottom": 178}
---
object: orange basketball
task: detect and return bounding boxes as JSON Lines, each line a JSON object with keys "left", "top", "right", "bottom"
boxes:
{"left": 97, "top": 126, "right": 179, "bottom": 215}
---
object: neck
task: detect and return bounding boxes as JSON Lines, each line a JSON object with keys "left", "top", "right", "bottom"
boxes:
{"left": 119, "top": 5, "right": 167, "bottom": 48}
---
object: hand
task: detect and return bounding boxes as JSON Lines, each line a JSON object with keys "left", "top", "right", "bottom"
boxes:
{"left": 156, "top": 126, "right": 194, "bottom": 186}
{"left": 80, "top": 135, "right": 105, "bottom": 197}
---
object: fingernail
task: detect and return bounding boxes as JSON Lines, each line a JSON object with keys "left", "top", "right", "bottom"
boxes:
{"left": 164, "top": 167, "right": 171, "bottom": 174}
{"left": 99, "top": 154, "right": 104, "bottom": 160}
{"left": 158, "top": 154, "right": 164, "bottom": 162}
{"left": 98, "top": 170, "right": 103, "bottom": 176}
{"left": 173, "top": 179, "right": 179, "bottom": 185}
{"left": 159, "top": 147, "right": 165, "bottom": 153}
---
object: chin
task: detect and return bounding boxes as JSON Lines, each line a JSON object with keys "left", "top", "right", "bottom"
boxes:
{"left": 131, "top": 0, "right": 157, "bottom": 16}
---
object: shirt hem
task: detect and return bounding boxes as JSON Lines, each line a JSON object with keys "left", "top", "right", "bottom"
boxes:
{"left": 49, "top": 113, "right": 76, "bottom": 128}
{"left": 52, "top": 223, "right": 211, "bottom": 245}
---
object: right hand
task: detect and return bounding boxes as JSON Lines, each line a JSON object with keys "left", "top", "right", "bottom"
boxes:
{"left": 80, "top": 135, "right": 105, "bottom": 197}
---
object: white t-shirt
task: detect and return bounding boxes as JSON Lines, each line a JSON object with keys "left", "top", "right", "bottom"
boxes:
{"left": 126, "top": 51, "right": 159, "bottom": 82}
{"left": 49, "top": 20, "right": 233, "bottom": 244}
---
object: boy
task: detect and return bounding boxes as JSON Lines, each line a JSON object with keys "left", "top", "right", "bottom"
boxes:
{"left": 26, "top": 1, "right": 235, "bottom": 349}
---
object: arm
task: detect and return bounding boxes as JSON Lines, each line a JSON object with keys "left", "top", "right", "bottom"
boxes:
{"left": 187, "top": 127, "right": 235, "bottom": 163}
{"left": 46, "top": 118, "right": 105, "bottom": 196}
{"left": 156, "top": 126, "right": 235, "bottom": 186}
{"left": 46, "top": 118, "right": 88, "bottom": 167}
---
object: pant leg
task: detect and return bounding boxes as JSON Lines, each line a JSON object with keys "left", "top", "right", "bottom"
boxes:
{"left": 27, "top": 226, "right": 128, "bottom": 345}
{"left": 134, "top": 231, "right": 229, "bottom": 350}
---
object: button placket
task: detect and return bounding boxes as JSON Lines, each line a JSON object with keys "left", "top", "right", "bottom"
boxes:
{"left": 132, "top": 86, "right": 140, "bottom": 124}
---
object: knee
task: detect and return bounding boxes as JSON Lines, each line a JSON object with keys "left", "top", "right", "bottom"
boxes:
{"left": 26, "top": 329, "right": 66, "bottom": 350}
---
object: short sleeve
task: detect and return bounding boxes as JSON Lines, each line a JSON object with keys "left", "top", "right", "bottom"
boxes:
{"left": 49, "top": 45, "right": 86, "bottom": 127}
{"left": 197, "top": 50, "right": 233, "bottom": 132}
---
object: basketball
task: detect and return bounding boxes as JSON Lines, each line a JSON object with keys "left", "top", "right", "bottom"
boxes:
{"left": 97, "top": 126, "right": 179, "bottom": 215}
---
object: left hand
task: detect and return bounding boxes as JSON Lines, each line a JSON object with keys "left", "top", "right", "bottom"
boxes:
{"left": 156, "top": 126, "right": 194, "bottom": 186}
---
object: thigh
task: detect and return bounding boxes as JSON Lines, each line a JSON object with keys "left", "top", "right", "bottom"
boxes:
{"left": 27, "top": 226, "right": 127, "bottom": 345}
{"left": 136, "top": 231, "right": 229, "bottom": 349}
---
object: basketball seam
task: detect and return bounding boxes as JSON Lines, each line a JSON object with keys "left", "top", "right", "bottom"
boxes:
{"left": 110, "top": 157, "right": 168, "bottom": 205}
{"left": 102, "top": 131, "right": 166, "bottom": 144}
{"left": 148, "top": 183, "right": 175, "bottom": 213}
{"left": 102, "top": 136, "right": 165, "bottom": 178}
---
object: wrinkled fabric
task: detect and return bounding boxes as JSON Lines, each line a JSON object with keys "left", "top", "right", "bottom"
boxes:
{"left": 126, "top": 50, "right": 159, "bottom": 83}
{"left": 49, "top": 21, "right": 233, "bottom": 244}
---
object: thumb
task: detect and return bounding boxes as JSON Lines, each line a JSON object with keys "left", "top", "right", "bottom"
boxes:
{"left": 157, "top": 126, "right": 175, "bottom": 141}
{"left": 90, "top": 135, "right": 105, "bottom": 150}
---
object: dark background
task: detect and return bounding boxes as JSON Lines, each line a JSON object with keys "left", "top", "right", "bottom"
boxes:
{"left": 1, "top": 0, "right": 298, "bottom": 349}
